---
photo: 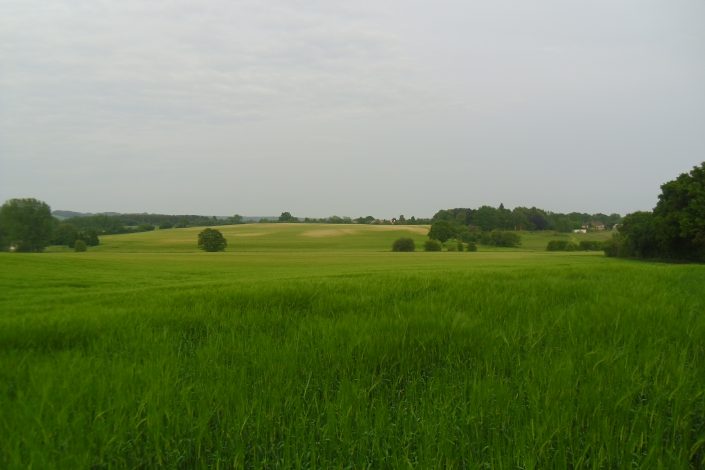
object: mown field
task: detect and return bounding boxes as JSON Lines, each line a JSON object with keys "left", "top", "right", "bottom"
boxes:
{"left": 2, "top": 224, "right": 704, "bottom": 468}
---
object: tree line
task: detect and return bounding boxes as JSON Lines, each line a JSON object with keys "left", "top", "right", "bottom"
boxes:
{"left": 276, "top": 212, "right": 432, "bottom": 225}
{"left": 61, "top": 213, "right": 244, "bottom": 234}
{"left": 432, "top": 204, "right": 621, "bottom": 232}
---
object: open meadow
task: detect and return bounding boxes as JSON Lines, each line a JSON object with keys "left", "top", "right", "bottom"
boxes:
{"left": 2, "top": 224, "right": 704, "bottom": 468}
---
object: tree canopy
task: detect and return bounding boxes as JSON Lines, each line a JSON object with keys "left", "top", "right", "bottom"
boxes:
{"left": 197, "top": 228, "right": 227, "bottom": 252}
{"left": 607, "top": 162, "right": 705, "bottom": 262}
{"left": 278, "top": 212, "right": 298, "bottom": 223}
{"left": 0, "top": 198, "right": 55, "bottom": 252}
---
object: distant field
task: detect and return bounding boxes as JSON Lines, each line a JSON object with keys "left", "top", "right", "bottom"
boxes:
{"left": 2, "top": 225, "right": 704, "bottom": 468}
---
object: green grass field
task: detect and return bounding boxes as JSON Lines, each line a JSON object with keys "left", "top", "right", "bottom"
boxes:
{"left": 2, "top": 225, "right": 704, "bottom": 468}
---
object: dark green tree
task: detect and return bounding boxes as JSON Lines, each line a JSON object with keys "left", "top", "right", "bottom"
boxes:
{"left": 428, "top": 220, "right": 457, "bottom": 243}
{"left": 73, "top": 239, "right": 87, "bottom": 252}
{"left": 198, "top": 228, "right": 227, "bottom": 252}
{"left": 278, "top": 212, "right": 298, "bottom": 223}
{"left": 77, "top": 229, "right": 100, "bottom": 246}
{"left": 473, "top": 206, "right": 499, "bottom": 231}
{"left": 615, "top": 211, "right": 658, "bottom": 258}
{"left": 0, "top": 198, "right": 55, "bottom": 252}
{"left": 391, "top": 238, "right": 415, "bottom": 252}
{"left": 52, "top": 223, "right": 79, "bottom": 247}
{"left": 652, "top": 162, "right": 705, "bottom": 260}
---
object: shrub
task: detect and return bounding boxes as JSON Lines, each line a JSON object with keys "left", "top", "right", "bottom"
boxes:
{"left": 489, "top": 230, "right": 521, "bottom": 247}
{"left": 547, "top": 240, "right": 578, "bottom": 251}
{"left": 445, "top": 242, "right": 457, "bottom": 251}
{"left": 198, "top": 228, "right": 227, "bottom": 252}
{"left": 579, "top": 240, "right": 604, "bottom": 251}
{"left": 424, "top": 239, "right": 442, "bottom": 251}
{"left": 77, "top": 229, "right": 100, "bottom": 246}
{"left": 603, "top": 235, "right": 625, "bottom": 258}
{"left": 73, "top": 240, "right": 87, "bottom": 252}
{"left": 392, "top": 238, "right": 415, "bottom": 252}
{"left": 466, "top": 241, "right": 478, "bottom": 252}
{"left": 457, "top": 241, "right": 464, "bottom": 252}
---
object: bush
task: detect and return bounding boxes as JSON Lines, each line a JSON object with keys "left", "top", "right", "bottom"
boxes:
{"left": 73, "top": 240, "right": 87, "bottom": 252}
{"left": 445, "top": 242, "right": 457, "bottom": 251}
{"left": 547, "top": 240, "right": 578, "bottom": 251}
{"left": 579, "top": 240, "right": 604, "bottom": 251}
{"left": 424, "top": 240, "right": 442, "bottom": 251}
{"left": 603, "top": 235, "right": 626, "bottom": 258}
{"left": 466, "top": 241, "right": 478, "bottom": 252}
{"left": 489, "top": 230, "right": 521, "bottom": 247}
{"left": 198, "top": 228, "right": 227, "bottom": 252}
{"left": 391, "top": 238, "right": 415, "bottom": 252}
{"left": 457, "top": 241, "right": 464, "bottom": 252}
{"left": 77, "top": 229, "right": 100, "bottom": 246}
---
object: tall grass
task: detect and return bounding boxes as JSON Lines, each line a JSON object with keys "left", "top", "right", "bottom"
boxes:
{"left": 1, "top": 246, "right": 704, "bottom": 467}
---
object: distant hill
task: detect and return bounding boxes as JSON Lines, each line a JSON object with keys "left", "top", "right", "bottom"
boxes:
{"left": 53, "top": 210, "right": 120, "bottom": 220}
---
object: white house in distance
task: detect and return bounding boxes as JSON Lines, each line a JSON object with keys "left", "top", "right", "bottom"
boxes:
{"left": 574, "top": 222, "right": 607, "bottom": 234}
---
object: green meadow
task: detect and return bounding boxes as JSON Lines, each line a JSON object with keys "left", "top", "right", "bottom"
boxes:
{"left": 2, "top": 224, "right": 704, "bottom": 468}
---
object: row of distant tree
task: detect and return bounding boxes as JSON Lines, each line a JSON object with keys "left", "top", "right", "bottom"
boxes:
{"left": 275, "top": 212, "right": 432, "bottom": 225}
{"left": 61, "top": 213, "right": 238, "bottom": 234}
{"left": 431, "top": 205, "right": 621, "bottom": 233}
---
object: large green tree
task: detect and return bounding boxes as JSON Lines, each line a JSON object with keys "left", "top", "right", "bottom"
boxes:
{"left": 197, "top": 228, "right": 227, "bottom": 252}
{"left": 607, "top": 162, "right": 705, "bottom": 261}
{"left": 653, "top": 162, "right": 705, "bottom": 260}
{"left": 51, "top": 223, "right": 79, "bottom": 247}
{"left": 614, "top": 211, "right": 659, "bottom": 258}
{"left": 0, "top": 198, "right": 55, "bottom": 252}
{"left": 428, "top": 220, "right": 457, "bottom": 243}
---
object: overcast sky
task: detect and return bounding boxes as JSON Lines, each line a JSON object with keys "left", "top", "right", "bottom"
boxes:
{"left": 1, "top": 0, "right": 704, "bottom": 217}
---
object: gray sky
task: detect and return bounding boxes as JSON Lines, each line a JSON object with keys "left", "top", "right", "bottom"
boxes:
{"left": 2, "top": 0, "right": 704, "bottom": 218}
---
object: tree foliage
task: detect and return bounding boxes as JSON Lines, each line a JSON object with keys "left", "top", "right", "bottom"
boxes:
{"left": 428, "top": 220, "right": 456, "bottom": 243}
{"left": 391, "top": 238, "right": 415, "bottom": 252}
{"left": 653, "top": 162, "right": 705, "bottom": 260}
{"left": 432, "top": 205, "right": 620, "bottom": 232}
{"left": 424, "top": 240, "right": 442, "bottom": 251}
{"left": 607, "top": 162, "right": 705, "bottom": 262}
{"left": 278, "top": 212, "right": 298, "bottom": 223}
{"left": 63, "top": 213, "right": 230, "bottom": 235}
{"left": 198, "top": 228, "right": 227, "bottom": 252}
{"left": 52, "top": 223, "right": 79, "bottom": 247}
{"left": 547, "top": 240, "right": 579, "bottom": 252}
{"left": 0, "top": 198, "right": 55, "bottom": 252}
{"left": 487, "top": 230, "right": 521, "bottom": 247}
